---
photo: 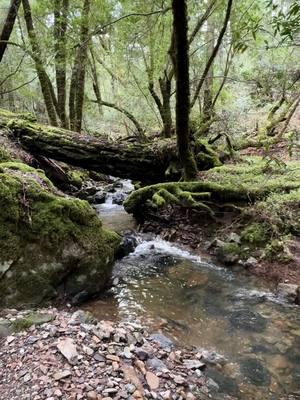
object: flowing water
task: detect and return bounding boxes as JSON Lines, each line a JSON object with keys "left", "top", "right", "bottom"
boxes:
{"left": 86, "top": 179, "right": 300, "bottom": 400}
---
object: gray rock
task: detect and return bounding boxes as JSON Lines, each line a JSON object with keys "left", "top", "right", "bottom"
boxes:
{"left": 228, "top": 233, "right": 241, "bottom": 244}
{"left": 149, "top": 333, "right": 173, "bottom": 349}
{"left": 229, "top": 309, "right": 267, "bottom": 332}
{"left": 240, "top": 358, "right": 271, "bottom": 386}
{"left": 146, "top": 356, "right": 167, "bottom": 372}
{"left": 277, "top": 283, "right": 300, "bottom": 304}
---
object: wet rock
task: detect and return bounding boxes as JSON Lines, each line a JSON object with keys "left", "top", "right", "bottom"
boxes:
{"left": 277, "top": 283, "right": 300, "bottom": 304}
{"left": 117, "top": 234, "right": 138, "bottom": 258}
{"left": 183, "top": 359, "right": 205, "bottom": 370}
{"left": 149, "top": 333, "right": 174, "bottom": 350}
{"left": 199, "top": 350, "right": 226, "bottom": 366}
{"left": 92, "top": 191, "right": 106, "bottom": 204}
{"left": 112, "top": 192, "right": 126, "bottom": 205}
{"left": 206, "top": 367, "right": 239, "bottom": 396}
{"left": 240, "top": 358, "right": 271, "bottom": 386}
{"left": 216, "top": 242, "right": 240, "bottom": 265}
{"left": 229, "top": 309, "right": 267, "bottom": 332}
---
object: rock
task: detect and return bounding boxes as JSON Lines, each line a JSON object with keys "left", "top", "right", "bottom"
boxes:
{"left": 146, "top": 371, "right": 160, "bottom": 390}
{"left": 112, "top": 192, "right": 126, "bottom": 205}
{"left": 92, "top": 191, "right": 106, "bottom": 204}
{"left": 183, "top": 359, "right": 205, "bottom": 370}
{"left": 53, "top": 370, "right": 72, "bottom": 381}
{"left": 216, "top": 242, "right": 240, "bottom": 265}
{"left": 240, "top": 358, "right": 271, "bottom": 386}
{"left": 117, "top": 234, "right": 138, "bottom": 258}
{"left": 173, "top": 375, "right": 185, "bottom": 385}
{"left": 69, "top": 310, "right": 94, "bottom": 325}
{"left": 125, "top": 384, "right": 136, "bottom": 394}
{"left": 0, "top": 162, "right": 120, "bottom": 307}
{"left": 106, "top": 355, "right": 120, "bottom": 362}
{"left": 277, "top": 283, "right": 300, "bottom": 304}
{"left": 228, "top": 232, "right": 241, "bottom": 244}
{"left": 0, "top": 320, "right": 12, "bottom": 337}
{"left": 229, "top": 309, "right": 267, "bottom": 332}
{"left": 57, "top": 338, "right": 78, "bottom": 365}
{"left": 87, "top": 391, "right": 98, "bottom": 400}
{"left": 149, "top": 333, "right": 173, "bottom": 349}
{"left": 146, "top": 357, "right": 167, "bottom": 372}
{"left": 245, "top": 257, "right": 258, "bottom": 268}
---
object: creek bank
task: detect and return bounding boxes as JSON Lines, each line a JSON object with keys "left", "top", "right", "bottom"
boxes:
{"left": 124, "top": 156, "right": 300, "bottom": 291}
{"left": 0, "top": 161, "right": 120, "bottom": 308}
{"left": 0, "top": 308, "right": 235, "bottom": 400}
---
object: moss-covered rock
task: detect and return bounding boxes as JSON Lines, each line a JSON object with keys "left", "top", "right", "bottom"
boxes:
{"left": 0, "top": 161, "right": 120, "bottom": 307}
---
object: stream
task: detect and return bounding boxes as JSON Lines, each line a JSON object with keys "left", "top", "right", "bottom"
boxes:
{"left": 86, "top": 179, "right": 300, "bottom": 400}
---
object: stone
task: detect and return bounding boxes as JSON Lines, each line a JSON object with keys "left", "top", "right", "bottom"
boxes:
{"left": 146, "top": 371, "right": 160, "bottom": 390}
{"left": 173, "top": 375, "right": 185, "bottom": 385}
{"left": 57, "top": 338, "right": 78, "bottom": 365}
{"left": 228, "top": 232, "right": 241, "bottom": 244}
{"left": 277, "top": 283, "right": 300, "bottom": 304}
{"left": 245, "top": 257, "right": 258, "bottom": 267}
{"left": 229, "top": 309, "right": 267, "bottom": 332}
{"left": 69, "top": 310, "right": 94, "bottom": 325}
{"left": 0, "top": 163, "right": 120, "bottom": 308}
{"left": 183, "top": 359, "right": 205, "bottom": 370}
{"left": 240, "top": 358, "right": 271, "bottom": 386}
{"left": 149, "top": 333, "right": 173, "bottom": 349}
{"left": 146, "top": 357, "right": 167, "bottom": 372}
{"left": 87, "top": 391, "right": 98, "bottom": 400}
{"left": 53, "top": 370, "right": 72, "bottom": 381}
{"left": 106, "top": 355, "right": 120, "bottom": 362}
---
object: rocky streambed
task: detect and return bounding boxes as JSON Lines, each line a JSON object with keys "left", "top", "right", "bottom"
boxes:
{"left": 0, "top": 308, "right": 225, "bottom": 400}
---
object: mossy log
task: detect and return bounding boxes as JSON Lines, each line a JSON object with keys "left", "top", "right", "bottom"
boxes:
{"left": 0, "top": 109, "right": 221, "bottom": 182}
{"left": 124, "top": 159, "right": 300, "bottom": 219}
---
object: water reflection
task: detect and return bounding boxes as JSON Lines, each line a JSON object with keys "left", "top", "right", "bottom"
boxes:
{"left": 84, "top": 237, "right": 300, "bottom": 399}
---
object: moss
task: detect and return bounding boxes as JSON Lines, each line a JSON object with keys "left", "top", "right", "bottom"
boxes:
{"left": 11, "top": 312, "right": 54, "bottom": 332}
{"left": 241, "top": 223, "right": 268, "bottom": 244}
{"left": 0, "top": 162, "right": 120, "bottom": 307}
{"left": 264, "top": 239, "right": 293, "bottom": 263}
{"left": 195, "top": 139, "right": 222, "bottom": 170}
{"left": 222, "top": 243, "right": 241, "bottom": 256}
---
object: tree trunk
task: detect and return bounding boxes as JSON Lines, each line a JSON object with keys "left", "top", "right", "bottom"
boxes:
{"left": 0, "top": 109, "right": 220, "bottom": 182}
{"left": 172, "top": 0, "right": 198, "bottom": 180}
{"left": 54, "top": 0, "right": 69, "bottom": 128}
{"left": 22, "top": 0, "right": 58, "bottom": 126}
{"left": 69, "top": 0, "right": 90, "bottom": 132}
{"left": 0, "top": 0, "right": 21, "bottom": 63}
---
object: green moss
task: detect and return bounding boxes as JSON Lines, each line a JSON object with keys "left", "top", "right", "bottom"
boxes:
{"left": 11, "top": 312, "right": 54, "bottom": 332}
{"left": 0, "top": 162, "right": 120, "bottom": 307}
{"left": 241, "top": 223, "right": 268, "bottom": 244}
{"left": 264, "top": 239, "right": 293, "bottom": 263}
{"left": 196, "top": 139, "right": 222, "bottom": 169}
{"left": 222, "top": 243, "right": 241, "bottom": 256}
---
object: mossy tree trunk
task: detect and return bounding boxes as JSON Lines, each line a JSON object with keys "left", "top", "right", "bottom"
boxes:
{"left": 0, "top": 0, "right": 21, "bottom": 63}
{"left": 0, "top": 109, "right": 221, "bottom": 182}
{"left": 172, "top": 0, "right": 198, "bottom": 180}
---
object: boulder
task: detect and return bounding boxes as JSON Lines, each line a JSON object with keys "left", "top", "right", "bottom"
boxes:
{"left": 276, "top": 283, "right": 300, "bottom": 304}
{"left": 0, "top": 162, "right": 120, "bottom": 307}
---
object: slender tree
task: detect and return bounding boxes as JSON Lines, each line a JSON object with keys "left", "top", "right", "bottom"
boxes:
{"left": 54, "top": 0, "right": 69, "bottom": 128}
{"left": 172, "top": 0, "right": 198, "bottom": 181}
{"left": 0, "top": 0, "right": 22, "bottom": 63}
{"left": 22, "top": 0, "right": 58, "bottom": 126}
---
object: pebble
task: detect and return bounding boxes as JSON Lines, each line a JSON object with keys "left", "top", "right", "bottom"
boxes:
{"left": 0, "top": 307, "right": 215, "bottom": 400}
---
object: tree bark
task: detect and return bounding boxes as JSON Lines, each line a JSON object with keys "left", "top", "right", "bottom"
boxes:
{"left": 54, "top": 0, "right": 69, "bottom": 128}
{"left": 0, "top": 0, "right": 21, "bottom": 63}
{"left": 172, "top": 0, "right": 198, "bottom": 180}
{"left": 0, "top": 109, "right": 220, "bottom": 182}
{"left": 69, "top": 0, "right": 90, "bottom": 132}
{"left": 22, "top": 0, "right": 58, "bottom": 126}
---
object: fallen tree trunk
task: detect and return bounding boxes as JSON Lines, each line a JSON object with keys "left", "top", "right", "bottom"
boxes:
{"left": 0, "top": 109, "right": 221, "bottom": 182}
